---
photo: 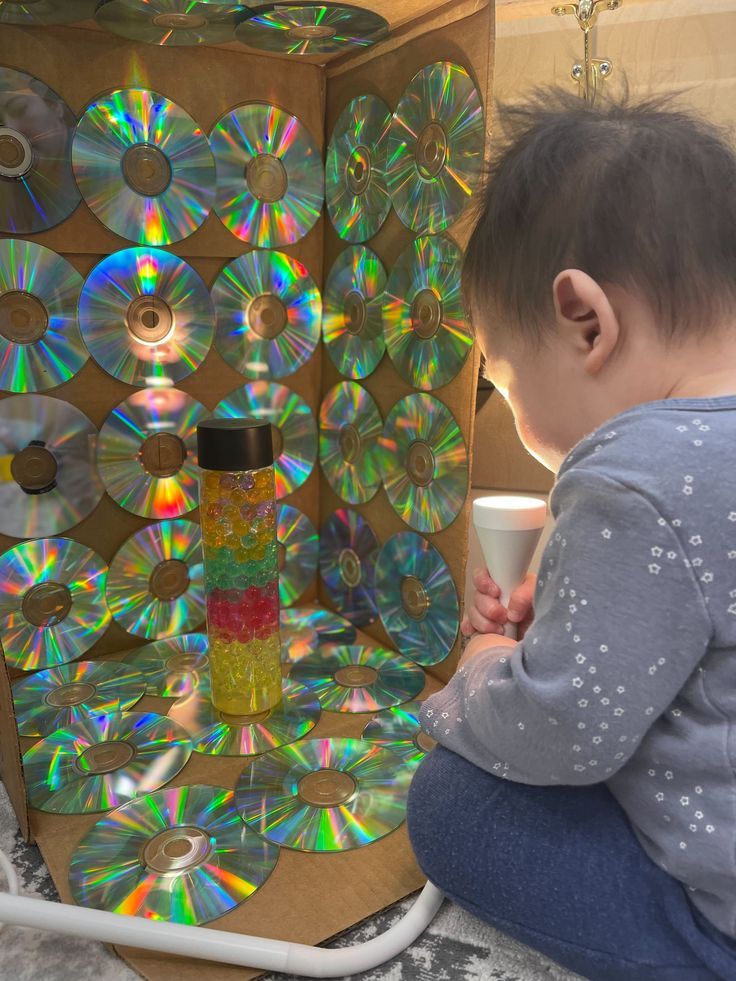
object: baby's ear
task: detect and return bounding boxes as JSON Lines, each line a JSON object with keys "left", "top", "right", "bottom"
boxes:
{"left": 552, "top": 269, "right": 620, "bottom": 373}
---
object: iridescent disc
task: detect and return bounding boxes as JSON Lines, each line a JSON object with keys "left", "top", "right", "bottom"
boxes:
{"left": 122, "top": 632, "right": 209, "bottom": 698}
{"left": 319, "top": 509, "right": 378, "bottom": 626}
{"left": 23, "top": 711, "right": 191, "bottom": 814}
{"left": 277, "top": 503, "right": 318, "bottom": 606}
{"left": 0, "top": 395, "right": 104, "bottom": 538}
{"left": 12, "top": 660, "right": 146, "bottom": 737}
{"left": 0, "top": 537, "right": 110, "bottom": 672}
{"left": 0, "top": 240, "right": 87, "bottom": 392}
{"left": 73, "top": 87, "right": 215, "bottom": 246}
{"left": 237, "top": 4, "right": 388, "bottom": 55}
{"left": 215, "top": 381, "right": 317, "bottom": 499}
{"left": 319, "top": 382, "right": 382, "bottom": 504}
{"left": 212, "top": 250, "right": 321, "bottom": 379}
{"left": 383, "top": 234, "right": 472, "bottom": 390}
{"left": 98, "top": 388, "right": 207, "bottom": 519}
{"left": 362, "top": 699, "right": 436, "bottom": 767}
{"left": 0, "top": 67, "right": 80, "bottom": 234}
{"left": 0, "top": 0, "right": 96, "bottom": 24}
{"left": 291, "top": 645, "right": 425, "bottom": 714}
{"left": 78, "top": 247, "right": 214, "bottom": 387}
{"left": 375, "top": 531, "right": 459, "bottom": 666}
{"left": 96, "top": 0, "right": 244, "bottom": 45}
{"left": 326, "top": 96, "right": 391, "bottom": 243}
{"left": 168, "top": 677, "right": 320, "bottom": 756}
{"left": 378, "top": 393, "right": 468, "bottom": 533}
{"left": 210, "top": 103, "right": 323, "bottom": 247}
{"left": 106, "top": 519, "right": 204, "bottom": 639}
{"left": 387, "top": 61, "right": 484, "bottom": 233}
{"left": 236, "top": 737, "right": 410, "bottom": 852}
{"left": 322, "top": 246, "right": 386, "bottom": 379}
{"left": 70, "top": 784, "right": 279, "bottom": 923}
{"left": 280, "top": 605, "right": 356, "bottom": 645}
{"left": 280, "top": 622, "right": 318, "bottom": 666}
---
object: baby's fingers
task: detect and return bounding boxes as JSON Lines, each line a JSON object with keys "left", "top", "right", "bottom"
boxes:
{"left": 473, "top": 567, "right": 500, "bottom": 597}
{"left": 473, "top": 590, "right": 508, "bottom": 625}
{"left": 467, "top": 605, "right": 506, "bottom": 635}
{"left": 507, "top": 572, "right": 536, "bottom": 625}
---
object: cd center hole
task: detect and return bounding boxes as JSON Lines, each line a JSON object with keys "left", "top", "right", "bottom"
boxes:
{"left": 11, "top": 444, "right": 58, "bottom": 493}
{"left": 297, "top": 768, "right": 357, "bottom": 807}
{"left": 338, "top": 547, "right": 362, "bottom": 588}
{"left": 21, "top": 581, "right": 71, "bottom": 627}
{"left": 149, "top": 559, "right": 190, "bottom": 601}
{"left": 401, "top": 575, "right": 430, "bottom": 620}
{"left": 0, "top": 291, "right": 49, "bottom": 344}
{"left": 338, "top": 424, "right": 361, "bottom": 462}
{"left": 140, "top": 433, "right": 187, "bottom": 478}
{"left": 46, "top": 682, "right": 96, "bottom": 707}
{"left": 164, "top": 837, "right": 195, "bottom": 859}
{"left": 142, "top": 310, "right": 159, "bottom": 330}
{"left": 249, "top": 294, "right": 288, "bottom": 340}
{"left": 334, "top": 664, "right": 377, "bottom": 688}
{"left": 246, "top": 154, "right": 288, "bottom": 205}
{"left": 77, "top": 739, "right": 136, "bottom": 775}
{"left": 406, "top": 440, "right": 435, "bottom": 487}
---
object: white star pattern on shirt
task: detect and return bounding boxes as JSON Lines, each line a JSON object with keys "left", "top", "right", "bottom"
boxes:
{"left": 656, "top": 792, "right": 664, "bottom": 802}
{"left": 729, "top": 512, "right": 736, "bottom": 522}
{"left": 602, "top": 528, "right": 612, "bottom": 539}
{"left": 680, "top": 796, "right": 689, "bottom": 806}
{"left": 649, "top": 563, "right": 661, "bottom": 574}
{"left": 614, "top": 707, "right": 625, "bottom": 716}
{"left": 576, "top": 654, "right": 586, "bottom": 664}
{"left": 727, "top": 603, "right": 736, "bottom": 616}
{"left": 689, "top": 535, "right": 703, "bottom": 546}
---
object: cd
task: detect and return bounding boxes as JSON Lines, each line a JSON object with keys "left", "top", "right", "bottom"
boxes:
{"left": 98, "top": 388, "right": 207, "bottom": 519}
{"left": 210, "top": 103, "right": 323, "bottom": 247}
{"left": 0, "top": 240, "right": 87, "bottom": 392}
{"left": 12, "top": 660, "right": 146, "bottom": 738}
{"left": 375, "top": 531, "right": 459, "bottom": 666}
{"left": 319, "top": 381, "right": 382, "bottom": 504}
{"left": 236, "top": 4, "right": 388, "bottom": 56}
{"left": 168, "top": 677, "right": 320, "bottom": 756}
{"left": 362, "top": 699, "right": 436, "bottom": 767}
{"left": 291, "top": 644, "right": 425, "bottom": 714}
{"left": 0, "top": 67, "right": 80, "bottom": 234}
{"left": 0, "top": 0, "right": 96, "bottom": 23}
{"left": 387, "top": 61, "right": 484, "bottom": 234}
{"left": 215, "top": 381, "right": 317, "bottom": 499}
{"left": 0, "top": 537, "right": 110, "bottom": 672}
{"left": 326, "top": 96, "right": 391, "bottom": 243}
{"left": 319, "top": 508, "right": 378, "bottom": 626}
{"left": 322, "top": 246, "right": 386, "bottom": 379}
{"left": 23, "top": 711, "right": 192, "bottom": 814}
{"left": 212, "top": 250, "right": 321, "bottom": 379}
{"left": 280, "top": 605, "right": 356, "bottom": 645}
{"left": 122, "top": 632, "right": 209, "bottom": 698}
{"left": 106, "top": 519, "right": 204, "bottom": 639}
{"left": 96, "top": 0, "right": 245, "bottom": 45}
{"left": 78, "top": 247, "right": 214, "bottom": 387}
{"left": 378, "top": 392, "right": 468, "bottom": 533}
{"left": 0, "top": 394, "right": 104, "bottom": 538}
{"left": 383, "top": 234, "right": 472, "bottom": 390}
{"left": 280, "top": 621, "right": 318, "bottom": 666}
{"left": 236, "top": 737, "right": 410, "bottom": 852}
{"left": 73, "top": 87, "right": 215, "bottom": 246}
{"left": 277, "top": 503, "right": 318, "bottom": 607}
{"left": 70, "top": 784, "right": 279, "bottom": 924}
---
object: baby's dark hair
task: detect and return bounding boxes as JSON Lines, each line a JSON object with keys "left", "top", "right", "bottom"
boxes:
{"left": 463, "top": 88, "right": 736, "bottom": 342}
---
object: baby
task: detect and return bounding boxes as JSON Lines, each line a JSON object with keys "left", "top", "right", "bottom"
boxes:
{"left": 406, "top": 90, "right": 736, "bottom": 980}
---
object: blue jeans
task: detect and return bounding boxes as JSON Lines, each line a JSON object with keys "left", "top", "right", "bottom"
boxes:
{"left": 407, "top": 747, "right": 736, "bottom": 980}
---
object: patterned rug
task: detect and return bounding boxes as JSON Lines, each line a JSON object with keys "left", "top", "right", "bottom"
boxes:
{"left": 0, "top": 782, "right": 579, "bottom": 980}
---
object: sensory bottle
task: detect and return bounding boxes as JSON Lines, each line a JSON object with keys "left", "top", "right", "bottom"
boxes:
{"left": 197, "top": 418, "right": 282, "bottom": 715}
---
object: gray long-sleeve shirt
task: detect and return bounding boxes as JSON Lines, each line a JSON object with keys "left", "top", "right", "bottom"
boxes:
{"left": 421, "top": 396, "right": 736, "bottom": 939}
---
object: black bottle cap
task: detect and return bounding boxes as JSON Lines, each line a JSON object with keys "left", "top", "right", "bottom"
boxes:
{"left": 197, "top": 418, "right": 273, "bottom": 472}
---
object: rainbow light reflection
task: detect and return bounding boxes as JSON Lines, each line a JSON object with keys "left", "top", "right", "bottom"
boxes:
{"left": 319, "top": 381, "right": 383, "bottom": 505}
{"left": 276, "top": 503, "right": 318, "bottom": 606}
{"left": 322, "top": 245, "right": 386, "bottom": 379}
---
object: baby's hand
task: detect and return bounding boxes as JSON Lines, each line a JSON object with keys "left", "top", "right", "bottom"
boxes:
{"left": 461, "top": 569, "right": 535, "bottom": 638}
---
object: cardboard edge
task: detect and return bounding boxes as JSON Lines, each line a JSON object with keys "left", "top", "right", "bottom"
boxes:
{"left": 0, "top": 649, "right": 29, "bottom": 842}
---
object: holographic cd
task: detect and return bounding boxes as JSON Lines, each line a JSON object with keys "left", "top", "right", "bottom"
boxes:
{"left": 277, "top": 503, "right": 318, "bottom": 607}
{"left": 387, "top": 61, "right": 484, "bottom": 234}
{"left": 12, "top": 660, "right": 146, "bottom": 738}
{"left": 0, "top": 395, "right": 104, "bottom": 539}
{"left": 212, "top": 250, "right": 321, "bottom": 380}
{"left": 383, "top": 234, "right": 472, "bottom": 390}
{"left": 122, "top": 632, "right": 209, "bottom": 698}
{"left": 362, "top": 700, "right": 436, "bottom": 767}
{"left": 98, "top": 388, "right": 207, "bottom": 519}
{"left": 106, "top": 519, "right": 204, "bottom": 639}
{"left": 0, "top": 240, "right": 87, "bottom": 392}
{"left": 236, "top": 737, "right": 410, "bottom": 852}
{"left": 73, "top": 88, "right": 215, "bottom": 246}
{"left": 0, "top": 537, "right": 110, "bottom": 672}
{"left": 326, "top": 96, "right": 391, "bottom": 243}
{"left": 319, "top": 382, "right": 382, "bottom": 504}
{"left": 280, "top": 605, "right": 356, "bottom": 645}
{"left": 210, "top": 103, "right": 323, "bottom": 247}
{"left": 291, "top": 645, "right": 425, "bottom": 714}
{"left": 95, "top": 0, "right": 244, "bottom": 45}
{"left": 78, "top": 247, "right": 214, "bottom": 387}
{"left": 375, "top": 531, "right": 459, "bottom": 666}
{"left": 319, "top": 509, "right": 379, "bottom": 627}
{"left": 378, "top": 393, "right": 468, "bottom": 533}
{"left": 0, "top": 67, "right": 80, "bottom": 234}
{"left": 215, "top": 381, "right": 317, "bottom": 499}
{"left": 237, "top": 4, "right": 388, "bottom": 56}
{"left": 70, "top": 784, "right": 279, "bottom": 924}
{"left": 23, "top": 711, "right": 192, "bottom": 814}
{"left": 280, "top": 622, "right": 318, "bottom": 666}
{"left": 168, "top": 678, "right": 320, "bottom": 756}
{"left": 322, "top": 246, "right": 386, "bottom": 380}
{"left": 0, "top": 0, "right": 96, "bottom": 24}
